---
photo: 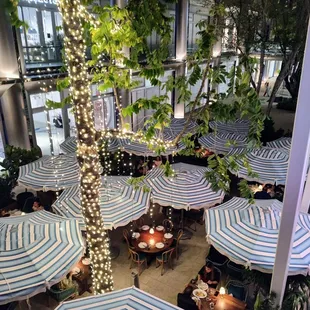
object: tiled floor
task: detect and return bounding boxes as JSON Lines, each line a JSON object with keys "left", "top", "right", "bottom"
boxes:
{"left": 111, "top": 222, "right": 209, "bottom": 306}
{"left": 18, "top": 217, "right": 210, "bottom": 309}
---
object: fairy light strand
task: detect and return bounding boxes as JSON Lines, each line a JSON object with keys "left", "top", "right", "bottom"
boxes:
{"left": 58, "top": 0, "right": 113, "bottom": 294}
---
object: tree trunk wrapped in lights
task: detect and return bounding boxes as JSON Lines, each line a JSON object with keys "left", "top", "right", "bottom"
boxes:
{"left": 57, "top": 0, "right": 113, "bottom": 294}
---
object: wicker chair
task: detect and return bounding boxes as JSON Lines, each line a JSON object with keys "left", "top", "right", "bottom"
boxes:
{"left": 123, "top": 229, "right": 134, "bottom": 259}
{"left": 129, "top": 248, "right": 147, "bottom": 275}
{"left": 162, "top": 219, "right": 174, "bottom": 232}
{"left": 47, "top": 284, "right": 77, "bottom": 304}
{"left": 171, "top": 229, "right": 183, "bottom": 260}
{"left": 156, "top": 248, "right": 174, "bottom": 275}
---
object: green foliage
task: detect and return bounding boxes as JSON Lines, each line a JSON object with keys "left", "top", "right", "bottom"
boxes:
{"left": 238, "top": 179, "right": 254, "bottom": 204}
{"left": 3, "top": 0, "right": 28, "bottom": 29}
{"left": 127, "top": 176, "right": 150, "bottom": 192}
{"left": 46, "top": 95, "right": 72, "bottom": 110}
{"left": 0, "top": 145, "right": 41, "bottom": 187}
{"left": 162, "top": 161, "right": 175, "bottom": 178}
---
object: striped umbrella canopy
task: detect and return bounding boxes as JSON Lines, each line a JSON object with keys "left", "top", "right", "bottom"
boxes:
{"left": 205, "top": 197, "right": 310, "bottom": 275}
{"left": 18, "top": 154, "right": 80, "bottom": 191}
{"left": 59, "top": 137, "right": 77, "bottom": 154}
{"left": 162, "top": 118, "right": 198, "bottom": 140}
{"left": 147, "top": 169, "right": 224, "bottom": 210}
{"left": 267, "top": 137, "right": 292, "bottom": 152}
{"left": 199, "top": 132, "right": 248, "bottom": 155}
{"left": 56, "top": 286, "right": 181, "bottom": 310}
{"left": 53, "top": 179, "right": 150, "bottom": 230}
{"left": 119, "top": 138, "right": 180, "bottom": 157}
{"left": 0, "top": 211, "right": 83, "bottom": 304}
{"left": 60, "top": 137, "right": 121, "bottom": 154}
{"left": 225, "top": 147, "right": 289, "bottom": 185}
{"left": 209, "top": 119, "right": 249, "bottom": 134}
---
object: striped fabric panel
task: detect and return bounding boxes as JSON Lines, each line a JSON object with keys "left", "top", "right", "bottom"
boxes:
{"left": 199, "top": 132, "right": 247, "bottom": 154}
{"left": 119, "top": 139, "right": 179, "bottom": 157}
{"left": 60, "top": 137, "right": 123, "bottom": 154}
{"left": 53, "top": 179, "right": 150, "bottom": 230}
{"left": 225, "top": 147, "right": 289, "bottom": 185}
{"left": 162, "top": 118, "right": 198, "bottom": 140}
{"left": 148, "top": 171, "right": 224, "bottom": 210}
{"left": 267, "top": 137, "right": 292, "bottom": 151}
{"left": 209, "top": 119, "right": 249, "bottom": 134}
{"left": 60, "top": 137, "right": 76, "bottom": 154}
{"left": 0, "top": 214, "right": 83, "bottom": 304}
{"left": 18, "top": 154, "right": 80, "bottom": 191}
{"left": 55, "top": 287, "right": 181, "bottom": 310}
{"left": 205, "top": 197, "right": 310, "bottom": 275}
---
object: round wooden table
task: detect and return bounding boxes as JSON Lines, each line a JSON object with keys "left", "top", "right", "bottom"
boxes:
{"left": 131, "top": 229, "right": 174, "bottom": 254}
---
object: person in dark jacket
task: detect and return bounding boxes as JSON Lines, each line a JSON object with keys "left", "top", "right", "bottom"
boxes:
{"left": 177, "top": 286, "right": 201, "bottom": 310}
{"left": 198, "top": 262, "right": 220, "bottom": 289}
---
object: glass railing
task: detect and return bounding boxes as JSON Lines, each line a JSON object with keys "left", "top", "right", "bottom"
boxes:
{"left": 23, "top": 45, "right": 63, "bottom": 65}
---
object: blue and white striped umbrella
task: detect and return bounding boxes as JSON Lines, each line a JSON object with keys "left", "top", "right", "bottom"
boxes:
{"left": 199, "top": 132, "right": 248, "bottom": 154}
{"left": 53, "top": 180, "right": 150, "bottom": 230}
{"left": 60, "top": 137, "right": 122, "bottom": 154}
{"left": 60, "top": 137, "right": 77, "bottom": 154}
{"left": 209, "top": 119, "right": 249, "bottom": 134}
{"left": 162, "top": 118, "right": 198, "bottom": 140}
{"left": 18, "top": 154, "right": 80, "bottom": 191}
{"left": 205, "top": 197, "right": 310, "bottom": 275}
{"left": 119, "top": 138, "right": 180, "bottom": 157}
{"left": 0, "top": 211, "right": 83, "bottom": 304}
{"left": 226, "top": 147, "right": 289, "bottom": 185}
{"left": 56, "top": 286, "right": 181, "bottom": 310}
{"left": 267, "top": 137, "right": 292, "bottom": 152}
{"left": 147, "top": 169, "right": 224, "bottom": 210}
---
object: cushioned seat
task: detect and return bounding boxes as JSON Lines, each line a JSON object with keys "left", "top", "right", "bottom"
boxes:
{"left": 206, "top": 246, "right": 228, "bottom": 268}
{"left": 226, "top": 280, "right": 247, "bottom": 302}
{"left": 47, "top": 284, "right": 77, "bottom": 302}
{"left": 226, "top": 260, "right": 245, "bottom": 279}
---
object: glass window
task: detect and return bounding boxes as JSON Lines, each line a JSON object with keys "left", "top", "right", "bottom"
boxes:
{"left": 22, "top": 7, "right": 40, "bottom": 46}
{"left": 42, "top": 10, "right": 54, "bottom": 45}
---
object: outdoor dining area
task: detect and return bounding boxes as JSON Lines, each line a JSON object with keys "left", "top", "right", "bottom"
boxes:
{"left": 0, "top": 117, "right": 305, "bottom": 310}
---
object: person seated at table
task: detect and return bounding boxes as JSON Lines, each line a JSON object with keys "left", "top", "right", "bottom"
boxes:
{"left": 55, "top": 272, "right": 78, "bottom": 291}
{"left": 32, "top": 198, "right": 45, "bottom": 212}
{"left": 197, "top": 262, "right": 220, "bottom": 289}
{"left": 254, "top": 185, "right": 272, "bottom": 199}
{"left": 153, "top": 156, "right": 162, "bottom": 168}
{"left": 177, "top": 286, "right": 201, "bottom": 310}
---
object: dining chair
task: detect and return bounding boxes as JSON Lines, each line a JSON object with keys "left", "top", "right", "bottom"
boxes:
{"left": 226, "top": 280, "right": 248, "bottom": 302}
{"left": 172, "top": 229, "right": 183, "bottom": 260}
{"left": 128, "top": 248, "right": 147, "bottom": 275}
{"left": 162, "top": 219, "right": 174, "bottom": 232}
{"left": 156, "top": 248, "right": 174, "bottom": 276}
{"left": 226, "top": 260, "right": 245, "bottom": 279}
{"left": 133, "top": 217, "right": 144, "bottom": 230}
{"left": 123, "top": 229, "right": 134, "bottom": 259}
{"left": 206, "top": 245, "right": 229, "bottom": 270}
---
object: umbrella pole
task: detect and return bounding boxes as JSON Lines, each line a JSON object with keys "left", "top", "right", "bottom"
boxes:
{"left": 180, "top": 209, "right": 193, "bottom": 240}
{"left": 108, "top": 230, "right": 120, "bottom": 260}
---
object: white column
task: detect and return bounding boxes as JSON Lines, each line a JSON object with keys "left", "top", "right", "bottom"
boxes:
{"left": 301, "top": 173, "right": 310, "bottom": 213}
{"left": 0, "top": 7, "right": 19, "bottom": 79}
{"left": 174, "top": 0, "right": 188, "bottom": 118}
{"left": 175, "top": 0, "right": 188, "bottom": 61}
{"left": 270, "top": 21, "right": 310, "bottom": 306}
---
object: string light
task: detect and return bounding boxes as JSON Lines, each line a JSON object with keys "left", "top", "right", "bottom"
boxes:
{"left": 58, "top": 0, "right": 113, "bottom": 294}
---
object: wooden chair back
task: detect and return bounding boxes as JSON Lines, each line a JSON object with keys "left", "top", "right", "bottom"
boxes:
{"left": 160, "top": 248, "right": 174, "bottom": 262}
{"left": 129, "top": 248, "right": 144, "bottom": 262}
{"left": 133, "top": 217, "right": 144, "bottom": 229}
{"left": 176, "top": 229, "right": 183, "bottom": 245}
{"left": 163, "top": 219, "right": 174, "bottom": 232}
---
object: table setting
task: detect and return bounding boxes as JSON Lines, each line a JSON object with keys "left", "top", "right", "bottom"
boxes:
{"left": 131, "top": 225, "right": 174, "bottom": 254}
{"left": 187, "top": 279, "right": 247, "bottom": 310}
